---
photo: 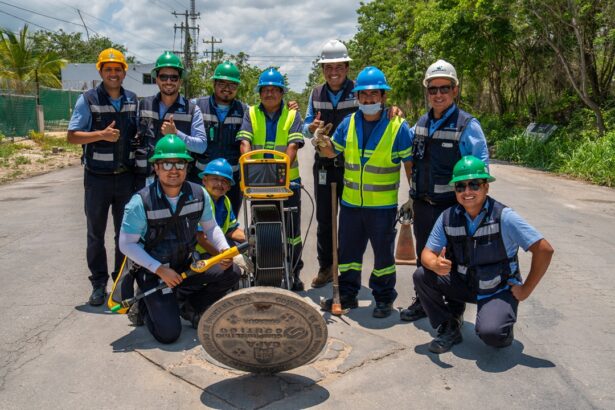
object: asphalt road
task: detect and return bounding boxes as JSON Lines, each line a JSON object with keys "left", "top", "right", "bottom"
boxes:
{"left": 1, "top": 144, "right": 614, "bottom": 409}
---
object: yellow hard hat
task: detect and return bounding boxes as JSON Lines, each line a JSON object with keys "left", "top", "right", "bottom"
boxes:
{"left": 96, "top": 48, "right": 128, "bottom": 71}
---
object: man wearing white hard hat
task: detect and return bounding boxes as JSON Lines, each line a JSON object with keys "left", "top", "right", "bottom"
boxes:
{"left": 399, "top": 59, "right": 490, "bottom": 323}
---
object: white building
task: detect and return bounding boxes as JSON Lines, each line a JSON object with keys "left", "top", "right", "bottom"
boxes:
{"left": 61, "top": 63, "right": 158, "bottom": 97}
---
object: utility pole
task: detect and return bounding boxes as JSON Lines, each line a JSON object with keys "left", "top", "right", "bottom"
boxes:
{"left": 172, "top": 6, "right": 200, "bottom": 97}
{"left": 203, "top": 36, "right": 222, "bottom": 62}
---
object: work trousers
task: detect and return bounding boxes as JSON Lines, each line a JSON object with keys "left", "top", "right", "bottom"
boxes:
{"left": 285, "top": 185, "right": 303, "bottom": 277}
{"left": 312, "top": 158, "right": 344, "bottom": 270}
{"left": 413, "top": 267, "right": 518, "bottom": 347}
{"left": 135, "top": 264, "right": 240, "bottom": 344}
{"left": 84, "top": 170, "right": 135, "bottom": 289}
{"left": 338, "top": 206, "right": 398, "bottom": 304}
{"left": 412, "top": 198, "right": 452, "bottom": 267}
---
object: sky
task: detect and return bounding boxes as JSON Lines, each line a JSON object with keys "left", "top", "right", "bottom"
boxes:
{"left": 0, "top": 0, "right": 370, "bottom": 91}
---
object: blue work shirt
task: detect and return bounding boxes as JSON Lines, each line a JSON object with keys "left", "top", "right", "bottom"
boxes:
{"left": 302, "top": 84, "right": 351, "bottom": 136}
{"left": 158, "top": 98, "right": 207, "bottom": 154}
{"left": 68, "top": 94, "right": 124, "bottom": 131}
{"left": 213, "top": 195, "right": 239, "bottom": 232}
{"left": 409, "top": 103, "right": 489, "bottom": 165}
{"left": 121, "top": 184, "right": 214, "bottom": 238}
{"left": 331, "top": 108, "right": 413, "bottom": 208}
{"left": 426, "top": 199, "right": 543, "bottom": 300}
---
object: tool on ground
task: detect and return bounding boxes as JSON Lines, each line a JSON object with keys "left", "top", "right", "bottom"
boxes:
{"left": 330, "top": 182, "right": 347, "bottom": 315}
{"left": 394, "top": 199, "right": 417, "bottom": 265}
{"left": 109, "top": 242, "right": 249, "bottom": 312}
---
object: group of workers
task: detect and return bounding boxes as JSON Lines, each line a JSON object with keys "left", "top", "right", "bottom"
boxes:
{"left": 68, "top": 40, "right": 553, "bottom": 353}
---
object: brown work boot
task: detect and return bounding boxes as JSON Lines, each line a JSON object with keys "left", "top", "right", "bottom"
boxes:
{"left": 311, "top": 266, "right": 333, "bottom": 288}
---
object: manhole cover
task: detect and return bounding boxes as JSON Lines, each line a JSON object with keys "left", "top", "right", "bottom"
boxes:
{"left": 198, "top": 287, "right": 328, "bottom": 374}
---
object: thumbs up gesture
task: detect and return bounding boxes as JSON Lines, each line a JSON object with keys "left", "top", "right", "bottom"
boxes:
{"left": 101, "top": 120, "right": 120, "bottom": 142}
{"left": 161, "top": 114, "right": 178, "bottom": 135}
{"left": 434, "top": 246, "right": 452, "bottom": 276}
{"left": 308, "top": 111, "right": 325, "bottom": 134}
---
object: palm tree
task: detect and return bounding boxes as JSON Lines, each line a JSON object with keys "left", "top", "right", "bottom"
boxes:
{"left": 0, "top": 25, "right": 67, "bottom": 95}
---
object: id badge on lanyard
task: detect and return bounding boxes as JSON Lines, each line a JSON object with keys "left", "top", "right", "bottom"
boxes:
{"left": 318, "top": 168, "right": 327, "bottom": 185}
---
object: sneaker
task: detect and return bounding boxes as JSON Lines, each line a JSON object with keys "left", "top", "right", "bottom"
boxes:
{"left": 320, "top": 296, "right": 358, "bottom": 312}
{"left": 400, "top": 296, "right": 427, "bottom": 322}
{"left": 311, "top": 266, "right": 333, "bottom": 288}
{"left": 88, "top": 286, "right": 106, "bottom": 306}
{"left": 428, "top": 318, "right": 463, "bottom": 354}
{"left": 372, "top": 302, "right": 394, "bottom": 318}
{"left": 127, "top": 300, "right": 144, "bottom": 326}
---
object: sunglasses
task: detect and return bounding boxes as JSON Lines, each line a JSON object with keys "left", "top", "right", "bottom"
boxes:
{"left": 158, "top": 74, "right": 180, "bottom": 82}
{"left": 427, "top": 85, "right": 452, "bottom": 95}
{"left": 454, "top": 180, "right": 484, "bottom": 193}
{"left": 159, "top": 161, "right": 187, "bottom": 171}
{"left": 216, "top": 81, "right": 238, "bottom": 90}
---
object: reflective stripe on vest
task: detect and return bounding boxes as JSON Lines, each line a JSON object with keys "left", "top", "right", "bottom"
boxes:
{"left": 341, "top": 114, "right": 402, "bottom": 207}
{"left": 248, "top": 105, "right": 301, "bottom": 180}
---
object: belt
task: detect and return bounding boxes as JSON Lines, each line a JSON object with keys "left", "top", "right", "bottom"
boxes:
{"left": 315, "top": 155, "right": 343, "bottom": 168}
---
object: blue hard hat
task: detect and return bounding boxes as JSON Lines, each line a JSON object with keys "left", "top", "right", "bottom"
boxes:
{"left": 256, "top": 68, "right": 286, "bottom": 92}
{"left": 352, "top": 66, "right": 391, "bottom": 92}
{"left": 198, "top": 158, "right": 235, "bottom": 185}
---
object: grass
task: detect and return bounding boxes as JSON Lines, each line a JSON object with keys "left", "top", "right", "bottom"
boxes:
{"left": 29, "top": 131, "right": 81, "bottom": 154}
{"left": 14, "top": 155, "right": 31, "bottom": 165}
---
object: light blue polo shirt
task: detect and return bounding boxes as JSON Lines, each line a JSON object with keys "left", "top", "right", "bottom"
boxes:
{"left": 426, "top": 199, "right": 543, "bottom": 300}
{"left": 68, "top": 95, "right": 123, "bottom": 131}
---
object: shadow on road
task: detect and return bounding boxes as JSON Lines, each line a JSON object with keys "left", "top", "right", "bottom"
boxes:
{"left": 109, "top": 323, "right": 201, "bottom": 353}
{"left": 413, "top": 323, "right": 556, "bottom": 372}
{"left": 201, "top": 372, "right": 329, "bottom": 409}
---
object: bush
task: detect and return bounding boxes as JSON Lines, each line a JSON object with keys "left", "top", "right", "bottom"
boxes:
{"left": 560, "top": 130, "right": 615, "bottom": 186}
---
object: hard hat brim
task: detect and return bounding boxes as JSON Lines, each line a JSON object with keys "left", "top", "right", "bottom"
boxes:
{"left": 211, "top": 75, "right": 241, "bottom": 84}
{"left": 198, "top": 170, "right": 235, "bottom": 185}
{"left": 149, "top": 153, "right": 194, "bottom": 162}
{"left": 317, "top": 56, "right": 353, "bottom": 64}
{"left": 423, "top": 74, "right": 459, "bottom": 88}
{"left": 352, "top": 84, "right": 392, "bottom": 92}
{"left": 449, "top": 173, "right": 496, "bottom": 185}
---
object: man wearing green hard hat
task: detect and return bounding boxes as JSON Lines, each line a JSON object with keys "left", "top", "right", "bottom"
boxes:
{"left": 191, "top": 61, "right": 248, "bottom": 214}
{"left": 119, "top": 134, "right": 239, "bottom": 342}
{"left": 136, "top": 51, "right": 207, "bottom": 188}
{"left": 412, "top": 155, "right": 554, "bottom": 353}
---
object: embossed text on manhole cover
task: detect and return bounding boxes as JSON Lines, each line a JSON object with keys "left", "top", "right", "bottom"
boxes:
{"left": 198, "top": 287, "right": 328, "bottom": 373}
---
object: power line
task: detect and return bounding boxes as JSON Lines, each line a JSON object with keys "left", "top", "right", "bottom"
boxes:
{"left": 0, "top": 0, "right": 83, "bottom": 28}
{"left": 0, "top": 10, "right": 55, "bottom": 32}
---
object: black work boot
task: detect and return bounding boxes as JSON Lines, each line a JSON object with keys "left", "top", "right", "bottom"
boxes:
{"left": 320, "top": 296, "right": 358, "bottom": 312}
{"left": 291, "top": 274, "right": 304, "bottom": 292}
{"left": 399, "top": 296, "right": 427, "bottom": 322}
{"left": 372, "top": 302, "right": 394, "bottom": 318}
{"left": 429, "top": 317, "right": 463, "bottom": 354}
{"left": 127, "top": 299, "right": 144, "bottom": 327}
{"left": 88, "top": 286, "right": 106, "bottom": 306}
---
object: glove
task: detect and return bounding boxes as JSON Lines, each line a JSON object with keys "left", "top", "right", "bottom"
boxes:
{"left": 232, "top": 253, "right": 254, "bottom": 273}
{"left": 312, "top": 123, "right": 333, "bottom": 156}
{"left": 399, "top": 198, "right": 413, "bottom": 222}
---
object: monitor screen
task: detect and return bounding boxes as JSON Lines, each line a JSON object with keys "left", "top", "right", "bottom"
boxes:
{"left": 244, "top": 162, "right": 287, "bottom": 186}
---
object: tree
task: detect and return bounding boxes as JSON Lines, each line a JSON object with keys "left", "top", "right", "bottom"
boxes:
{"left": 0, "top": 25, "right": 67, "bottom": 94}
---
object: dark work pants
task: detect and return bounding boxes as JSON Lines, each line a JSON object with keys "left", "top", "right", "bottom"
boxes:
{"left": 312, "top": 160, "right": 344, "bottom": 270}
{"left": 411, "top": 198, "right": 465, "bottom": 313}
{"left": 135, "top": 265, "right": 240, "bottom": 344}
{"left": 338, "top": 206, "right": 398, "bottom": 304}
{"left": 285, "top": 185, "right": 303, "bottom": 277}
{"left": 413, "top": 267, "right": 518, "bottom": 347}
{"left": 84, "top": 170, "right": 135, "bottom": 289}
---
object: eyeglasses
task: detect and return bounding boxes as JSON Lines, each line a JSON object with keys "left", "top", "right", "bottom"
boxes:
{"left": 207, "top": 175, "right": 231, "bottom": 187}
{"left": 216, "top": 81, "right": 238, "bottom": 90}
{"left": 427, "top": 85, "right": 452, "bottom": 95}
{"left": 454, "top": 180, "right": 484, "bottom": 193}
{"left": 159, "top": 161, "right": 187, "bottom": 171}
{"left": 158, "top": 74, "right": 180, "bottom": 82}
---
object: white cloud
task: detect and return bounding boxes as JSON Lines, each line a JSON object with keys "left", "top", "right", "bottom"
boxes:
{"left": 0, "top": 0, "right": 370, "bottom": 91}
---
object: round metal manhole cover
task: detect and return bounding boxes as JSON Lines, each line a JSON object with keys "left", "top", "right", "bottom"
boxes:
{"left": 197, "top": 287, "right": 328, "bottom": 373}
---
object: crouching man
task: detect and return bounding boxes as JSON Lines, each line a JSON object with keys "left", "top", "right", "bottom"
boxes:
{"left": 119, "top": 135, "right": 239, "bottom": 343}
{"left": 414, "top": 156, "right": 554, "bottom": 353}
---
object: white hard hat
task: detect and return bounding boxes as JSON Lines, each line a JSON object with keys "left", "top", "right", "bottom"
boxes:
{"left": 423, "top": 59, "right": 458, "bottom": 87}
{"left": 317, "top": 40, "right": 352, "bottom": 64}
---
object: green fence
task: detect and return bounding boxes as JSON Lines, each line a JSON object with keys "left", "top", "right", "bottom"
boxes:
{"left": 0, "top": 87, "right": 83, "bottom": 137}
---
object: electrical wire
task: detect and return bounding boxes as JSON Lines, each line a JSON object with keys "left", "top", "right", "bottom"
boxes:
{"left": 0, "top": 1, "right": 83, "bottom": 28}
{"left": 0, "top": 10, "right": 54, "bottom": 32}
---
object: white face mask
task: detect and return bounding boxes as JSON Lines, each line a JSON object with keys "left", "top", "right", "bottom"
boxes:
{"left": 358, "top": 103, "right": 382, "bottom": 115}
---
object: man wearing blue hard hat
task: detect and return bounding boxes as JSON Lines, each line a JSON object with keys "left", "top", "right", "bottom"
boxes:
{"left": 316, "top": 66, "right": 413, "bottom": 318}
{"left": 236, "top": 67, "right": 305, "bottom": 291}
{"left": 412, "top": 155, "right": 553, "bottom": 353}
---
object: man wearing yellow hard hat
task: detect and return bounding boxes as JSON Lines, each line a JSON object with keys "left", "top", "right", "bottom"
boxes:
{"left": 67, "top": 48, "right": 139, "bottom": 306}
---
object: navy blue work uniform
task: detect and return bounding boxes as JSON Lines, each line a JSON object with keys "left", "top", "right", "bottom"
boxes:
{"left": 68, "top": 84, "right": 138, "bottom": 289}
{"left": 192, "top": 96, "right": 247, "bottom": 216}
{"left": 414, "top": 196, "right": 543, "bottom": 347}
{"left": 303, "top": 79, "right": 358, "bottom": 271}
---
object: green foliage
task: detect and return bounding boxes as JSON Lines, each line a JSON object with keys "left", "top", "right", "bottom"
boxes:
{"left": 0, "top": 141, "right": 18, "bottom": 159}
{"left": 14, "top": 155, "right": 31, "bottom": 165}
{"left": 560, "top": 131, "right": 615, "bottom": 186}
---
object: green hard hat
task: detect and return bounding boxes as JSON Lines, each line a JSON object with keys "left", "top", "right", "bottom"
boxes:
{"left": 149, "top": 134, "right": 193, "bottom": 162}
{"left": 449, "top": 155, "right": 495, "bottom": 185}
{"left": 152, "top": 51, "right": 184, "bottom": 76}
{"left": 211, "top": 61, "right": 241, "bottom": 83}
